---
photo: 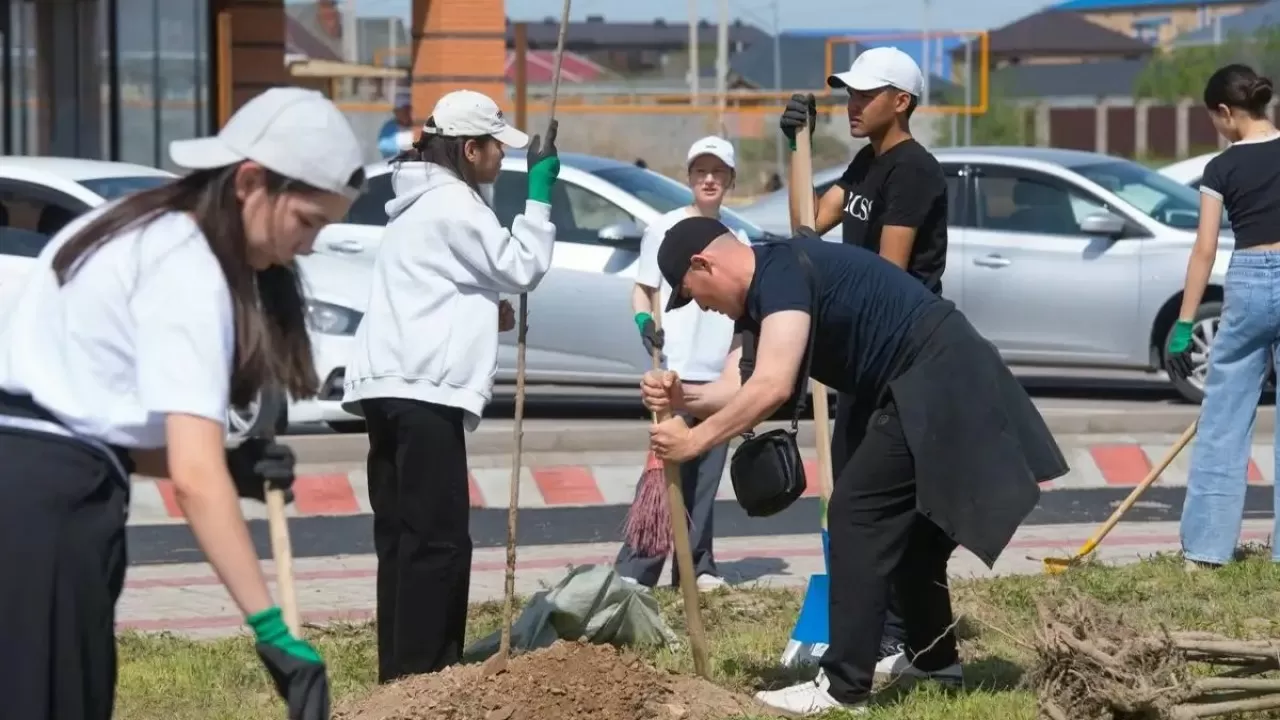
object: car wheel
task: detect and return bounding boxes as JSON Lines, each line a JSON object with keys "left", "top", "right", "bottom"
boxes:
{"left": 226, "top": 386, "right": 287, "bottom": 443}
{"left": 1164, "top": 302, "right": 1220, "bottom": 404}
{"left": 326, "top": 421, "right": 366, "bottom": 434}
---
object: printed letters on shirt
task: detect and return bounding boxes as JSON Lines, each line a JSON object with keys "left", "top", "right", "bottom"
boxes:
{"left": 846, "top": 193, "right": 872, "bottom": 222}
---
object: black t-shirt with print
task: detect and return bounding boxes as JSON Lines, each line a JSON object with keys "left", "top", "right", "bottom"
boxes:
{"left": 734, "top": 237, "right": 937, "bottom": 398}
{"left": 835, "top": 139, "right": 948, "bottom": 294}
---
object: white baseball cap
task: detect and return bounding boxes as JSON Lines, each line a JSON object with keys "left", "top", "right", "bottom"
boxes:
{"left": 827, "top": 46, "right": 924, "bottom": 97}
{"left": 393, "top": 87, "right": 411, "bottom": 109}
{"left": 687, "top": 136, "right": 736, "bottom": 170}
{"left": 169, "top": 87, "right": 366, "bottom": 200}
{"left": 424, "top": 90, "right": 529, "bottom": 148}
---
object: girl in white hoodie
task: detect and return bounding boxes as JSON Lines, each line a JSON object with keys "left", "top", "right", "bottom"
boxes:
{"left": 342, "top": 89, "right": 559, "bottom": 682}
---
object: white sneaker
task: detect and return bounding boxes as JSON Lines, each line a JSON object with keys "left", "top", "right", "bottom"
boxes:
{"left": 874, "top": 652, "right": 964, "bottom": 687}
{"left": 696, "top": 574, "right": 728, "bottom": 592}
{"left": 753, "top": 671, "right": 868, "bottom": 716}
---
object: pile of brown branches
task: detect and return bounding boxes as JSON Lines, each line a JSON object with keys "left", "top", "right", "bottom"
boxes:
{"left": 1027, "top": 595, "right": 1280, "bottom": 719}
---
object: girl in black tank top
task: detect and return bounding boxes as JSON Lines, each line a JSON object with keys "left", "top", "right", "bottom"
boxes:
{"left": 1169, "top": 64, "right": 1280, "bottom": 570}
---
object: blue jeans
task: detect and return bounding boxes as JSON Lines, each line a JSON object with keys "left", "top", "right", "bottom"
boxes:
{"left": 1180, "top": 250, "right": 1280, "bottom": 565}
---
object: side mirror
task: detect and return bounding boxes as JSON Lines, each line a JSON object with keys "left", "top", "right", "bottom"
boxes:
{"left": 1080, "top": 210, "right": 1126, "bottom": 237}
{"left": 597, "top": 221, "right": 643, "bottom": 250}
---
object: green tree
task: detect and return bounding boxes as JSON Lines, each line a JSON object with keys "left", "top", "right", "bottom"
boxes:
{"left": 937, "top": 79, "right": 1029, "bottom": 146}
{"left": 1135, "top": 27, "right": 1280, "bottom": 101}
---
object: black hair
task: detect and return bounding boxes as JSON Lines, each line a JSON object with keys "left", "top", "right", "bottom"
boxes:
{"left": 1204, "top": 63, "right": 1274, "bottom": 117}
{"left": 51, "top": 165, "right": 341, "bottom": 406}
{"left": 391, "top": 116, "right": 495, "bottom": 196}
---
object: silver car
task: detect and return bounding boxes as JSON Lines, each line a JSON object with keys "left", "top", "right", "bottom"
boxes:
{"left": 739, "top": 147, "right": 1237, "bottom": 403}
{"left": 312, "top": 151, "right": 770, "bottom": 405}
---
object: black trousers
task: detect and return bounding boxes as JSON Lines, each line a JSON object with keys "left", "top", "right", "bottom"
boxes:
{"left": 363, "top": 398, "right": 472, "bottom": 683}
{"left": 0, "top": 428, "right": 129, "bottom": 720}
{"left": 832, "top": 391, "right": 907, "bottom": 649}
{"left": 822, "top": 399, "right": 960, "bottom": 704}
{"left": 615, "top": 407, "right": 725, "bottom": 586}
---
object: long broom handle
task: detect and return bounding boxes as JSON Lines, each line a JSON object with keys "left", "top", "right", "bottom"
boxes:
{"left": 498, "top": 0, "right": 573, "bottom": 661}
{"left": 792, "top": 125, "right": 835, "bottom": 502}
{"left": 1075, "top": 420, "right": 1198, "bottom": 558}
{"left": 650, "top": 290, "right": 712, "bottom": 679}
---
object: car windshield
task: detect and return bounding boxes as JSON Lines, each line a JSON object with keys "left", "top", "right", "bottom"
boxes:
{"left": 591, "top": 166, "right": 771, "bottom": 240}
{"left": 1071, "top": 160, "right": 1229, "bottom": 230}
{"left": 78, "top": 175, "right": 172, "bottom": 200}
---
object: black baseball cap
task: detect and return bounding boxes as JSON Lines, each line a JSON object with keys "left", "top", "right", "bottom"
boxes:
{"left": 658, "top": 216, "right": 733, "bottom": 312}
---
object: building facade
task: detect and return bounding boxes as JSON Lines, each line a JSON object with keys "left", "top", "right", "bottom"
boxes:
{"left": 2, "top": 0, "right": 504, "bottom": 169}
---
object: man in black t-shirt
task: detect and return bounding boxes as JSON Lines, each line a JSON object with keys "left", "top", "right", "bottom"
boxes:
{"left": 640, "top": 217, "right": 1067, "bottom": 715}
{"left": 779, "top": 46, "right": 947, "bottom": 291}
{"left": 779, "top": 45, "right": 948, "bottom": 669}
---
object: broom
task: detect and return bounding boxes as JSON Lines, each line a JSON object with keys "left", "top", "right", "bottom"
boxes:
{"left": 622, "top": 289, "right": 687, "bottom": 557}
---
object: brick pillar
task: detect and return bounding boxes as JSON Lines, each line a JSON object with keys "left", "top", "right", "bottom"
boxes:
{"left": 410, "top": 0, "right": 507, "bottom": 125}
{"left": 214, "top": 0, "right": 290, "bottom": 125}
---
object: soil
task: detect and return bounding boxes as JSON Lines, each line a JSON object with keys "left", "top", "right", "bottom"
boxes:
{"left": 335, "top": 641, "right": 774, "bottom": 720}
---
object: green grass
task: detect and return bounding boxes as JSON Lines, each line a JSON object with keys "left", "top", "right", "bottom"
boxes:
{"left": 116, "top": 549, "right": 1280, "bottom": 719}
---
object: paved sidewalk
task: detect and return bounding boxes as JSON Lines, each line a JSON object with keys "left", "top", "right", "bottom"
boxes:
{"left": 116, "top": 519, "right": 1277, "bottom": 639}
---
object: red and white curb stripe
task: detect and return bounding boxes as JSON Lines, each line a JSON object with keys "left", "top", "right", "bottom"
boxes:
{"left": 123, "top": 442, "right": 1279, "bottom": 526}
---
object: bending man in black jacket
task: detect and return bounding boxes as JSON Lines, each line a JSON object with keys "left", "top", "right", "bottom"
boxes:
{"left": 640, "top": 217, "right": 1068, "bottom": 716}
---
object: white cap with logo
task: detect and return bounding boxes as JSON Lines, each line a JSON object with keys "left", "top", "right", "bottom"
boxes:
{"left": 169, "top": 87, "right": 366, "bottom": 199}
{"left": 827, "top": 46, "right": 924, "bottom": 98}
{"left": 423, "top": 90, "right": 530, "bottom": 148}
{"left": 686, "top": 135, "right": 736, "bottom": 170}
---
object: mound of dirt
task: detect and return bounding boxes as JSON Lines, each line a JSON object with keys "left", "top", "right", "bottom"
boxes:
{"left": 335, "top": 641, "right": 773, "bottom": 720}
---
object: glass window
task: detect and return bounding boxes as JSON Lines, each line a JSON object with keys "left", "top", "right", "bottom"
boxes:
{"left": 563, "top": 184, "right": 634, "bottom": 238}
{"left": 344, "top": 173, "right": 394, "bottom": 226}
{"left": 1072, "top": 159, "right": 1226, "bottom": 230}
{"left": 0, "top": 186, "right": 85, "bottom": 257}
{"left": 492, "top": 171, "right": 525, "bottom": 229}
{"left": 78, "top": 175, "right": 173, "bottom": 201}
{"left": 974, "top": 174, "right": 1106, "bottom": 236}
{"left": 117, "top": 0, "right": 209, "bottom": 169}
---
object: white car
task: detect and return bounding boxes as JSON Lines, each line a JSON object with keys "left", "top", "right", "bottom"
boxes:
{"left": 300, "top": 151, "right": 771, "bottom": 421}
{"left": 0, "top": 157, "right": 365, "bottom": 437}
{"left": 1159, "top": 152, "right": 1217, "bottom": 188}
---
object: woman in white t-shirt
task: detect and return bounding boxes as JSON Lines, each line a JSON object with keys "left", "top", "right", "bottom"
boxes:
{"left": 619, "top": 136, "right": 746, "bottom": 591}
{"left": 0, "top": 87, "right": 365, "bottom": 720}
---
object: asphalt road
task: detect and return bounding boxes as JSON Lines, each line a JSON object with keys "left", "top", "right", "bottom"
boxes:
{"left": 126, "top": 485, "right": 1278, "bottom": 565}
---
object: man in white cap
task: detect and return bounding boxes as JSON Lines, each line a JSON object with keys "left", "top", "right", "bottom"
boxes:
{"left": 616, "top": 136, "right": 747, "bottom": 593}
{"left": 378, "top": 87, "right": 416, "bottom": 159}
{"left": 777, "top": 47, "right": 952, "bottom": 684}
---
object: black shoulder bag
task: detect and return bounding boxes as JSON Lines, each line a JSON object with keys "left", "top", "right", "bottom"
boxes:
{"left": 728, "top": 245, "right": 819, "bottom": 518}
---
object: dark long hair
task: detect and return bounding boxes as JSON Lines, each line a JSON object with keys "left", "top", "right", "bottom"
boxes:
{"left": 1204, "top": 63, "right": 1274, "bottom": 118}
{"left": 391, "top": 116, "right": 494, "bottom": 196}
{"left": 51, "top": 164, "right": 320, "bottom": 407}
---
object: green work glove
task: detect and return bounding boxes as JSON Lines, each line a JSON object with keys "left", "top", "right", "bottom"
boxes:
{"left": 526, "top": 119, "right": 561, "bottom": 205}
{"left": 1166, "top": 319, "right": 1197, "bottom": 379}
{"left": 635, "top": 311, "right": 664, "bottom": 356}
{"left": 249, "top": 606, "right": 330, "bottom": 720}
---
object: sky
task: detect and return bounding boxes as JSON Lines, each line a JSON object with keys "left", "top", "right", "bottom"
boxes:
{"left": 325, "top": 0, "right": 1062, "bottom": 32}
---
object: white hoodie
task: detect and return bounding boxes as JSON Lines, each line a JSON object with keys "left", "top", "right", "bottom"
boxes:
{"left": 342, "top": 162, "right": 555, "bottom": 430}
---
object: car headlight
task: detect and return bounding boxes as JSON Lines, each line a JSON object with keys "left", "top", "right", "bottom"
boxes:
{"left": 306, "top": 300, "right": 362, "bottom": 336}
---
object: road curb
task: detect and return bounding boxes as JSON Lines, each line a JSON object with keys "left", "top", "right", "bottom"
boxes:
{"left": 127, "top": 436, "right": 1276, "bottom": 527}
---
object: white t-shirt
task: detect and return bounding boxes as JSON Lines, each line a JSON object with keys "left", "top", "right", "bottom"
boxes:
{"left": 635, "top": 207, "right": 747, "bottom": 382}
{"left": 0, "top": 208, "right": 235, "bottom": 449}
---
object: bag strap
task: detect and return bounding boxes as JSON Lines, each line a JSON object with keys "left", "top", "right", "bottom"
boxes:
{"left": 737, "top": 242, "right": 821, "bottom": 432}
{"left": 788, "top": 245, "right": 820, "bottom": 429}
